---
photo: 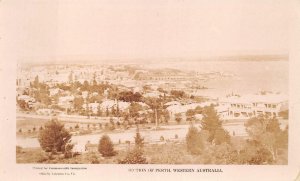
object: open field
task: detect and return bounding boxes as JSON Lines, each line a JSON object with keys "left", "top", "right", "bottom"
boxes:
{"left": 17, "top": 113, "right": 288, "bottom": 151}
{"left": 16, "top": 139, "right": 288, "bottom": 165}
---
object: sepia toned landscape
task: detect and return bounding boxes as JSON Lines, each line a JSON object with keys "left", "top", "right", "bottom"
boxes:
{"left": 16, "top": 56, "right": 289, "bottom": 165}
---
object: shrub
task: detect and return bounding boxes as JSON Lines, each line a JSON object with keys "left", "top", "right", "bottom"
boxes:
{"left": 98, "top": 135, "right": 117, "bottom": 157}
{"left": 175, "top": 113, "right": 182, "bottom": 124}
{"left": 91, "top": 157, "right": 100, "bottom": 164}
{"left": 186, "top": 125, "right": 204, "bottom": 155}
{"left": 38, "top": 119, "right": 72, "bottom": 153}
{"left": 118, "top": 148, "right": 147, "bottom": 164}
{"left": 64, "top": 143, "right": 74, "bottom": 158}
{"left": 135, "top": 131, "right": 144, "bottom": 150}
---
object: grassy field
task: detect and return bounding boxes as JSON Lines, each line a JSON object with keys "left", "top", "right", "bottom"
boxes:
{"left": 16, "top": 139, "right": 287, "bottom": 165}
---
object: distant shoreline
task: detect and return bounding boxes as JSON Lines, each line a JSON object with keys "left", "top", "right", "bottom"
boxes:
{"left": 18, "top": 54, "right": 288, "bottom": 66}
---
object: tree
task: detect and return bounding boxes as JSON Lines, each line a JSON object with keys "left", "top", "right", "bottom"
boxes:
{"left": 186, "top": 109, "right": 196, "bottom": 122}
{"left": 106, "top": 107, "right": 109, "bottom": 117}
{"left": 134, "top": 129, "right": 144, "bottom": 150}
{"left": 116, "top": 103, "right": 120, "bottom": 117}
{"left": 109, "top": 118, "right": 116, "bottom": 130}
{"left": 33, "top": 75, "right": 39, "bottom": 88}
{"left": 129, "top": 102, "right": 143, "bottom": 118}
{"left": 118, "top": 148, "right": 148, "bottom": 164}
{"left": 111, "top": 106, "right": 116, "bottom": 116}
{"left": 186, "top": 125, "right": 204, "bottom": 155}
{"left": 200, "top": 105, "right": 230, "bottom": 145}
{"left": 162, "top": 110, "right": 170, "bottom": 124}
{"left": 119, "top": 130, "right": 147, "bottom": 164}
{"left": 82, "top": 80, "right": 90, "bottom": 91}
{"left": 238, "top": 140, "right": 273, "bottom": 164}
{"left": 244, "top": 115, "right": 287, "bottom": 162}
{"left": 17, "top": 100, "right": 29, "bottom": 110}
{"left": 145, "top": 97, "right": 163, "bottom": 128}
{"left": 170, "top": 90, "right": 185, "bottom": 99}
{"left": 175, "top": 113, "right": 182, "bottom": 124}
{"left": 97, "top": 105, "right": 102, "bottom": 117}
{"left": 118, "top": 91, "right": 142, "bottom": 102}
{"left": 74, "top": 97, "right": 84, "bottom": 112}
{"left": 38, "top": 119, "right": 72, "bottom": 153}
{"left": 98, "top": 135, "right": 116, "bottom": 157}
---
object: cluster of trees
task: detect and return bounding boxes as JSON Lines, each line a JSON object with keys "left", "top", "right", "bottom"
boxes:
{"left": 118, "top": 129, "right": 147, "bottom": 164}
{"left": 170, "top": 90, "right": 186, "bottom": 99}
{"left": 185, "top": 106, "right": 288, "bottom": 164}
{"left": 38, "top": 119, "right": 148, "bottom": 163}
{"left": 97, "top": 129, "right": 148, "bottom": 164}
{"left": 18, "top": 126, "right": 44, "bottom": 134}
{"left": 38, "top": 119, "right": 72, "bottom": 158}
{"left": 244, "top": 115, "right": 288, "bottom": 163}
{"left": 29, "top": 76, "right": 51, "bottom": 106}
{"left": 118, "top": 91, "right": 142, "bottom": 102}
{"left": 186, "top": 106, "right": 204, "bottom": 122}
{"left": 17, "top": 100, "right": 31, "bottom": 111}
{"left": 186, "top": 105, "right": 230, "bottom": 155}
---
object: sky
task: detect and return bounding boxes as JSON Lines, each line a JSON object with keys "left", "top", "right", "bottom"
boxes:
{"left": 5, "top": 0, "right": 291, "bottom": 63}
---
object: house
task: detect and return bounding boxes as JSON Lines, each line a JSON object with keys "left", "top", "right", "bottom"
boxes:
{"left": 166, "top": 101, "right": 214, "bottom": 122}
{"left": 17, "top": 95, "right": 36, "bottom": 108}
{"left": 58, "top": 95, "right": 74, "bottom": 109}
{"left": 83, "top": 102, "right": 100, "bottom": 114}
{"left": 100, "top": 99, "right": 130, "bottom": 112}
{"left": 218, "top": 93, "right": 288, "bottom": 120}
{"left": 36, "top": 108, "right": 52, "bottom": 115}
{"left": 49, "top": 88, "right": 61, "bottom": 96}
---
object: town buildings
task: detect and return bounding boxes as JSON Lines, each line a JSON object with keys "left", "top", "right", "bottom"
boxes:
{"left": 218, "top": 93, "right": 288, "bottom": 120}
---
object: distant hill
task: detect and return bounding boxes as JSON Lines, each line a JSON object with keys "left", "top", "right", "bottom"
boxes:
{"left": 211, "top": 54, "right": 289, "bottom": 62}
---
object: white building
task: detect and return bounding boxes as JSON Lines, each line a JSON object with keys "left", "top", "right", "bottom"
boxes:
{"left": 218, "top": 94, "right": 288, "bottom": 120}
{"left": 58, "top": 95, "right": 74, "bottom": 109}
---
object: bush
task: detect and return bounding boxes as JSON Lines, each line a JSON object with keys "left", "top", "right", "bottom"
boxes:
{"left": 186, "top": 125, "right": 204, "bottom": 155}
{"left": 38, "top": 119, "right": 72, "bottom": 153}
{"left": 135, "top": 131, "right": 144, "bottom": 150}
{"left": 118, "top": 148, "right": 147, "bottom": 164}
{"left": 175, "top": 113, "right": 182, "bottom": 124}
{"left": 98, "top": 135, "right": 117, "bottom": 157}
{"left": 64, "top": 143, "right": 74, "bottom": 158}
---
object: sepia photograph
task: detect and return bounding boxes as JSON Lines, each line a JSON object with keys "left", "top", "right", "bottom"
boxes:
{"left": 1, "top": 0, "right": 300, "bottom": 180}
{"left": 16, "top": 57, "right": 289, "bottom": 165}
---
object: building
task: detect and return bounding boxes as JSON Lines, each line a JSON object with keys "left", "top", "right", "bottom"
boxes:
{"left": 218, "top": 93, "right": 288, "bottom": 120}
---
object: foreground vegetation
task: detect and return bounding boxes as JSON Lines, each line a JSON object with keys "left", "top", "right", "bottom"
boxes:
{"left": 16, "top": 106, "right": 288, "bottom": 165}
{"left": 16, "top": 140, "right": 287, "bottom": 165}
